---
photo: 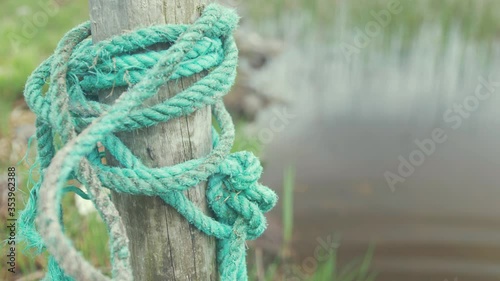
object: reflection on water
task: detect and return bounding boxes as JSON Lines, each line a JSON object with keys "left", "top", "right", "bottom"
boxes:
{"left": 249, "top": 9, "right": 500, "bottom": 281}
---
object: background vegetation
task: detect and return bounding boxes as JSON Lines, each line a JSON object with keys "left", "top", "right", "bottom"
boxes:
{"left": 2, "top": 0, "right": 499, "bottom": 280}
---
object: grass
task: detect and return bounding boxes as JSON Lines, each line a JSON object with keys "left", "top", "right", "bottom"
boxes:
{"left": 308, "top": 245, "right": 377, "bottom": 281}
{"left": 2, "top": 144, "right": 375, "bottom": 281}
{"left": 1, "top": 0, "right": 494, "bottom": 279}
{"left": 0, "top": 0, "right": 88, "bottom": 97}
{"left": 0, "top": 0, "right": 88, "bottom": 132}
{"left": 61, "top": 195, "right": 110, "bottom": 270}
{"left": 282, "top": 165, "right": 295, "bottom": 256}
{"left": 0, "top": 156, "right": 111, "bottom": 281}
{"left": 253, "top": 166, "right": 377, "bottom": 281}
{"left": 251, "top": 246, "right": 376, "bottom": 281}
{"left": 247, "top": 0, "right": 500, "bottom": 53}
{"left": 1, "top": 0, "right": 498, "bottom": 130}
{"left": 2, "top": 0, "right": 499, "bottom": 99}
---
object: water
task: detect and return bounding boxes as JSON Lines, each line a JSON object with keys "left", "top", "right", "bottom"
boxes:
{"left": 247, "top": 9, "right": 500, "bottom": 281}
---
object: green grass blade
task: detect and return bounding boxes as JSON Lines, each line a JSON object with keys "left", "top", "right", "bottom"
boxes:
{"left": 282, "top": 165, "right": 295, "bottom": 251}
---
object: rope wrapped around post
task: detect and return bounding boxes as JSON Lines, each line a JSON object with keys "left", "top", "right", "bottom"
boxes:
{"left": 19, "top": 4, "right": 278, "bottom": 281}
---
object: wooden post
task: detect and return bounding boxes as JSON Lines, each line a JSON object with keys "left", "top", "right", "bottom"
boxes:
{"left": 88, "top": 0, "right": 217, "bottom": 280}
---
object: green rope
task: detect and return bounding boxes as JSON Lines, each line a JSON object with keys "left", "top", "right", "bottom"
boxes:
{"left": 19, "top": 4, "right": 277, "bottom": 280}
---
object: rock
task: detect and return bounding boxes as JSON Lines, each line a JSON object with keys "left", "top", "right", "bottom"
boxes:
{"left": 225, "top": 30, "right": 285, "bottom": 121}
{"left": 5, "top": 101, "right": 36, "bottom": 165}
{"left": 0, "top": 176, "right": 8, "bottom": 220}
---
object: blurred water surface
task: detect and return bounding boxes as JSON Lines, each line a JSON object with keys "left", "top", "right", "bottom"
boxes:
{"left": 247, "top": 1, "right": 500, "bottom": 280}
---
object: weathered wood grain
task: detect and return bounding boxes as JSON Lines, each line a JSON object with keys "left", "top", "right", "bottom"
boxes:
{"left": 88, "top": 0, "right": 217, "bottom": 280}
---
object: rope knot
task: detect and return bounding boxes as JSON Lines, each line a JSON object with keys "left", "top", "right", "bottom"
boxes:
{"left": 208, "top": 151, "right": 278, "bottom": 241}
{"left": 20, "top": 3, "right": 275, "bottom": 281}
{"left": 217, "top": 151, "right": 262, "bottom": 191}
{"left": 200, "top": 4, "right": 239, "bottom": 38}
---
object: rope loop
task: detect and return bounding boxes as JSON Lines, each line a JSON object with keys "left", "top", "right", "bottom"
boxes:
{"left": 18, "top": 4, "right": 277, "bottom": 281}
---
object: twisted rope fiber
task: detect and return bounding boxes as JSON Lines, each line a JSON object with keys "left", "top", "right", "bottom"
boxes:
{"left": 19, "top": 4, "right": 277, "bottom": 280}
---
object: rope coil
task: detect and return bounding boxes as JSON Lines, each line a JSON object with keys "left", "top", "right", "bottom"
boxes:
{"left": 19, "top": 4, "right": 277, "bottom": 280}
